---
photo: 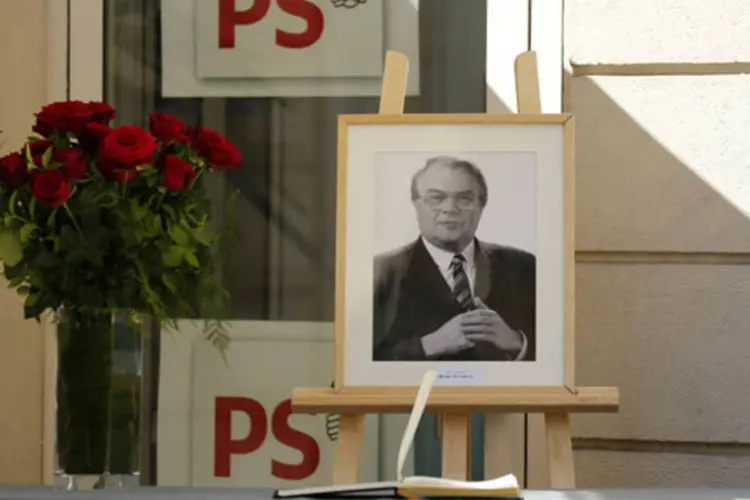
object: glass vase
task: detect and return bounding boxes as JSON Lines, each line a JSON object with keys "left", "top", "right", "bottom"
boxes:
{"left": 54, "top": 309, "right": 143, "bottom": 491}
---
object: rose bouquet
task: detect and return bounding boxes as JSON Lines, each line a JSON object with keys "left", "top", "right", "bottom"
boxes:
{"left": 0, "top": 100, "right": 240, "bottom": 478}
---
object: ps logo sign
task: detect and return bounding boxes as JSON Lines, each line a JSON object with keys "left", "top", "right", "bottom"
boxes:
{"left": 219, "top": 0, "right": 325, "bottom": 49}
{"left": 214, "top": 396, "right": 321, "bottom": 480}
{"left": 219, "top": 0, "right": 368, "bottom": 50}
{"left": 198, "top": 0, "right": 383, "bottom": 80}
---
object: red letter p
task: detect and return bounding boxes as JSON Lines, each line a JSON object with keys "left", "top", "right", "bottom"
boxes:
{"left": 214, "top": 396, "right": 268, "bottom": 477}
{"left": 219, "top": 0, "right": 272, "bottom": 48}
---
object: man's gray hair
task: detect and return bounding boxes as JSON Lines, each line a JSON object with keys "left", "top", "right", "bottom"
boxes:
{"left": 410, "top": 155, "right": 488, "bottom": 207}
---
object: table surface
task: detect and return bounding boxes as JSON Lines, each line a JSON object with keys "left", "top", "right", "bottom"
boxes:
{"left": 1, "top": 487, "right": 749, "bottom": 500}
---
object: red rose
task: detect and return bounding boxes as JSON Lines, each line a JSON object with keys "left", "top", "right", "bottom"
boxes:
{"left": 184, "top": 125, "right": 197, "bottom": 140}
{"left": 30, "top": 169, "right": 71, "bottom": 207}
{"left": 149, "top": 112, "right": 187, "bottom": 143}
{"left": 27, "top": 139, "right": 53, "bottom": 156}
{"left": 88, "top": 102, "right": 115, "bottom": 124}
{"left": 97, "top": 159, "right": 137, "bottom": 183}
{"left": 25, "top": 140, "right": 51, "bottom": 168}
{"left": 33, "top": 100, "right": 93, "bottom": 137}
{"left": 161, "top": 154, "right": 196, "bottom": 191}
{"left": 53, "top": 148, "right": 88, "bottom": 179}
{"left": 192, "top": 127, "right": 241, "bottom": 169}
{"left": 0, "top": 152, "right": 29, "bottom": 188}
{"left": 20, "top": 139, "right": 47, "bottom": 167}
{"left": 86, "top": 122, "right": 112, "bottom": 139}
{"left": 78, "top": 122, "right": 112, "bottom": 152}
{"left": 99, "top": 125, "right": 157, "bottom": 168}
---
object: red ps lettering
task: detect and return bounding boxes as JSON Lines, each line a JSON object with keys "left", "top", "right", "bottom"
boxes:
{"left": 214, "top": 396, "right": 321, "bottom": 480}
{"left": 218, "top": 0, "right": 325, "bottom": 50}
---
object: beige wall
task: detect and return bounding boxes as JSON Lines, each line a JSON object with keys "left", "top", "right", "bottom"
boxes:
{"left": 562, "top": 0, "right": 750, "bottom": 488}
{"left": 0, "top": 0, "right": 50, "bottom": 485}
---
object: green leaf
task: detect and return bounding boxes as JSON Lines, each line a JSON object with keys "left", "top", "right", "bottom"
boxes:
{"left": 4, "top": 262, "right": 25, "bottom": 281}
{"left": 59, "top": 225, "right": 79, "bottom": 251}
{"left": 161, "top": 274, "right": 178, "bottom": 294}
{"left": 36, "top": 251, "right": 60, "bottom": 268}
{"left": 118, "top": 219, "right": 146, "bottom": 245}
{"left": 183, "top": 250, "right": 199, "bottom": 268}
{"left": 141, "top": 214, "right": 162, "bottom": 238}
{"left": 162, "top": 245, "right": 183, "bottom": 267}
{"left": 192, "top": 228, "right": 214, "bottom": 246}
{"left": 162, "top": 205, "right": 177, "bottom": 222}
{"left": 23, "top": 290, "right": 51, "bottom": 319}
{"left": 19, "top": 223, "right": 37, "bottom": 244}
{"left": 168, "top": 225, "right": 190, "bottom": 247}
{"left": 42, "top": 146, "right": 53, "bottom": 167}
{"left": 24, "top": 292, "right": 38, "bottom": 308}
{"left": 47, "top": 208, "right": 58, "bottom": 228}
{"left": 153, "top": 214, "right": 163, "bottom": 234}
{"left": 0, "top": 229, "right": 23, "bottom": 266}
{"left": 7, "top": 274, "right": 25, "bottom": 287}
{"left": 8, "top": 190, "right": 18, "bottom": 216}
{"left": 130, "top": 198, "right": 144, "bottom": 217}
{"left": 52, "top": 136, "right": 69, "bottom": 150}
{"left": 94, "top": 191, "right": 118, "bottom": 208}
{"left": 28, "top": 197, "right": 36, "bottom": 219}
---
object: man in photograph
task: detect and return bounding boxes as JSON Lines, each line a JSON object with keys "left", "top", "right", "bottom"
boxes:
{"left": 372, "top": 155, "right": 536, "bottom": 362}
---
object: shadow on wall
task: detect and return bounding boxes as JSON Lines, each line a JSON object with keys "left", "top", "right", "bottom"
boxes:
{"left": 565, "top": 68, "right": 750, "bottom": 489}
{"left": 569, "top": 72, "right": 750, "bottom": 252}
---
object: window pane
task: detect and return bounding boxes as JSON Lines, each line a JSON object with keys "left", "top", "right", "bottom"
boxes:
{"left": 104, "top": 0, "right": 486, "bottom": 322}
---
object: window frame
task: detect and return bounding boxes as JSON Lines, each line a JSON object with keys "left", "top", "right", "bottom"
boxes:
{"left": 52, "top": 0, "right": 563, "bottom": 486}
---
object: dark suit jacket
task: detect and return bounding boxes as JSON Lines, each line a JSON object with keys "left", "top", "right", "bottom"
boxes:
{"left": 372, "top": 237, "right": 536, "bottom": 361}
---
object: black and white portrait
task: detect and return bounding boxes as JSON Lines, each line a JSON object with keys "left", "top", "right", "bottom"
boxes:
{"left": 372, "top": 153, "right": 536, "bottom": 363}
{"left": 337, "top": 115, "right": 572, "bottom": 387}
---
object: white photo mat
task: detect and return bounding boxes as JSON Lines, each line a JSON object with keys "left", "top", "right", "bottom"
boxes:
{"left": 341, "top": 120, "right": 567, "bottom": 387}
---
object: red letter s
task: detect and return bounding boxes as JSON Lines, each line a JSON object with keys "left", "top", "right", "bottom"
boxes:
{"left": 270, "top": 399, "right": 321, "bottom": 480}
{"left": 275, "top": 0, "right": 324, "bottom": 49}
{"left": 214, "top": 396, "right": 268, "bottom": 477}
{"left": 219, "top": 0, "right": 272, "bottom": 48}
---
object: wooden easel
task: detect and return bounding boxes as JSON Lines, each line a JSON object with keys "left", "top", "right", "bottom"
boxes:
{"left": 291, "top": 50, "right": 619, "bottom": 488}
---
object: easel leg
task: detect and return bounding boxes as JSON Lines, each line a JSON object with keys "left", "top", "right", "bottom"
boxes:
{"left": 544, "top": 413, "right": 575, "bottom": 488}
{"left": 440, "top": 413, "right": 470, "bottom": 480}
{"left": 330, "top": 50, "right": 408, "bottom": 485}
{"left": 332, "top": 414, "right": 365, "bottom": 485}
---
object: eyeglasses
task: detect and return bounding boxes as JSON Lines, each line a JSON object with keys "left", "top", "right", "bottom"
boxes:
{"left": 421, "top": 192, "right": 478, "bottom": 209}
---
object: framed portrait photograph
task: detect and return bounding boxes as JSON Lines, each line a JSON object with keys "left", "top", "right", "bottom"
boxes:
{"left": 334, "top": 114, "right": 574, "bottom": 388}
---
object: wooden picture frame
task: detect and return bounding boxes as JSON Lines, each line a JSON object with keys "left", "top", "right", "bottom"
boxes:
{"left": 333, "top": 113, "right": 575, "bottom": 390}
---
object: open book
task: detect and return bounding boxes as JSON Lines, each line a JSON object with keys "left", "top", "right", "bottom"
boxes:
{"left": 274, "top": 371, "right": 520, "bottom": 498}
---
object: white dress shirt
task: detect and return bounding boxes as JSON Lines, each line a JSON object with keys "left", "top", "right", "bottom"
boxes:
{"left": 421, "top": 237, "right": 476, "bottom": 293}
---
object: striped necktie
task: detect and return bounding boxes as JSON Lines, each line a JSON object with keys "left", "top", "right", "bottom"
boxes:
{"left": 450, "top": 254, "right": 474, "bottom": 311}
